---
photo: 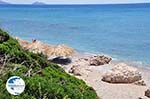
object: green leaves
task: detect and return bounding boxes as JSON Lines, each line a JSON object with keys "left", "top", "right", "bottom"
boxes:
{"left": 0, "top": 29, "right": 97, "bottom": 99}
{"left": 0, "top": 29, "right": 9, "bottom": 43}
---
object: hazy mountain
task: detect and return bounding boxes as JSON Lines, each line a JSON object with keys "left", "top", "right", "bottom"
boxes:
{"left": 32, "top": 1, "right": 46, "bottom": 5}
{"left": 0, "top": 0, "right": 9, "bottom": 4}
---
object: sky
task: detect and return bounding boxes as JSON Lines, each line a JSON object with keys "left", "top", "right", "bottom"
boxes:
{"left": 4, "top": 0, "right": 150, "bottom": 4}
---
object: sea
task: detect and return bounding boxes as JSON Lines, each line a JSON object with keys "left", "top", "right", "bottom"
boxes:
{"left": 0, "top": 4, "right": 150, "bottom": 68}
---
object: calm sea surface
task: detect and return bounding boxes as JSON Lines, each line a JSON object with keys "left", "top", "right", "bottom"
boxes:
{"left": 0, "top": 4, "right": 150, "bottom": 67}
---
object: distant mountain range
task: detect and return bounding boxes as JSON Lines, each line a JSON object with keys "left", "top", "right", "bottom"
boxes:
{"left": 0, "top": 0, "right": 10, "bottom": 4}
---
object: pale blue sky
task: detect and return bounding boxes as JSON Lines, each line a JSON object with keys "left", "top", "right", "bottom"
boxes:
{"left": 4, "top": 0, "right": 150, "bottom": 4}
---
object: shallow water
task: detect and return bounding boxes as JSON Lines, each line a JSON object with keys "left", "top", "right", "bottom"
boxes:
{"left": 0, "top": 4, "right": 150, "bottom": 67}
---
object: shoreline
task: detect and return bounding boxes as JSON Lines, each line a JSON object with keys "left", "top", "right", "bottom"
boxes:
{"left": 76, "top": 50, "right": 150, "bottom": 70}
{"left": 64, "top": 52, "right": 150, "bottom": 99}
{"left": 16, "top": 38, "right": 150, "bottom": 99}
{"left": 15, "top": 35, "right": 150, "bottom": 70}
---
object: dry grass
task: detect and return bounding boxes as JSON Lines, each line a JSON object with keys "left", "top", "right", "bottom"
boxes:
{"left": 16, "top": 37, "right": 74, "bottom": 57}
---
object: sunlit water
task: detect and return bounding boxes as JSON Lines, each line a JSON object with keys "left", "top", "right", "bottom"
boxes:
{"left": 0, "top": 4, "right": 150, "bottom": 68}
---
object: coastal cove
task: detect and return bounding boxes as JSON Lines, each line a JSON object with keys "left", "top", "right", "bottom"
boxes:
{"left": 0, "top": 3, "right": 150, "bottom": 68}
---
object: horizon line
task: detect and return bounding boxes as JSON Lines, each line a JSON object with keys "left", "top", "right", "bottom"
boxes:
{"left": 1, "top": 2, "right": 150, "bottom": 5}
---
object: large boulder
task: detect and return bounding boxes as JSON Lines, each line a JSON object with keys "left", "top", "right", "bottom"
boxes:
{"left": 69, "top": 65, "right": 82, "bottom": 76}
{"left": 145, "top": 88, "right": 150, "bottom": 98}
{"left": 89, "top": 55, "right": 112, "bottom": 66}
{"left": 102, "top": 63, "right": 142, "bottom": 83}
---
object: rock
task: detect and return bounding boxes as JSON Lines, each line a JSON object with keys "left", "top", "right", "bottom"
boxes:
{"left": 134, "top": 80, "right": 146, "bottom": 86}
{"left": 102, "top": 63, "right": 142, "bottom": 83}
{"left": 89, "top": 55, "right": 112, "bottom": 66}
{"left": 49, "top": 56, "right": 72, "bottom": 65}
{"left": 145, "top": 88, "right": 150, "bottom": 98}
{"left": 69, "top": 65, "right": 82, "bottom": 76}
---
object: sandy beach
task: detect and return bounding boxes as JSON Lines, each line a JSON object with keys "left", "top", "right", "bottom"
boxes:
{"left": 61, "top": 52, "right": 150, "bottom": 99}
{"left": 16, "top": 38, "right": 150, "bottom": 99}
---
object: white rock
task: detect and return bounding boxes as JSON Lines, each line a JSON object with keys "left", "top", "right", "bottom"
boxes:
{"left": 102, "top": 63, "right": 142, "bottom": 83}
{"left": 69, "top": 65, "right": 82, "bottom": 76}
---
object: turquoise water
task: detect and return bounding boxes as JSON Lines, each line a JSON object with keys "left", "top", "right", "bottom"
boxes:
{"left": 0, "top": 4, "right": 150, "bottom": 67}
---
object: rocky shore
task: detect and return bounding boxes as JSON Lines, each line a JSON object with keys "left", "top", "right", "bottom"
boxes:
{"left": 16, "top": 38, "right": 150, "bottom": 99}
{"left": 64, "top": 53, "right": 150, "bottom": 99}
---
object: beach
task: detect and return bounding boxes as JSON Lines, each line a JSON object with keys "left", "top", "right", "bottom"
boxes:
{"left": 63, "top": 52, "right": 150, "bottom": 99}
{"left": 17, "top": 38, "right": 150, "bottom": 99}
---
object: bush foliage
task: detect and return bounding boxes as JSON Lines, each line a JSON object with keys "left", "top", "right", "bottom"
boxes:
{"left": 0, "top": 29, "right": 97, "bottom": 99}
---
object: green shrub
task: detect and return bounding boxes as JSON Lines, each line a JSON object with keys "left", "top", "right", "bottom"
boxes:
{"left": 0, "top": 29, "right": 98, "bottom": 99}
{"left": 0, "top": 29, "right": 9, "bottom": 43}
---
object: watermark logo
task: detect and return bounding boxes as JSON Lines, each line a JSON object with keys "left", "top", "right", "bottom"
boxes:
{"left": 6, "top": 76, "right": 25, "bottom": 95}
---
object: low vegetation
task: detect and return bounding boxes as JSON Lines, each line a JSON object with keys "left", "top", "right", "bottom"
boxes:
{"left": 0, "top": 29, "right": 97, "bottom": 99}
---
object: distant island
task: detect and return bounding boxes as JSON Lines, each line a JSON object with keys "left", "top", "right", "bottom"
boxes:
{"left": 0, "top": 0, "right": 46, "bottom": 5}
{"left": 0, "top": 0, "right": 150, "bottom": 5}
{"left": 0, "top": 0, "right": 10, "bottom": 4}
{"left": 32, "top": 1, "right": 46, "bottom": 5}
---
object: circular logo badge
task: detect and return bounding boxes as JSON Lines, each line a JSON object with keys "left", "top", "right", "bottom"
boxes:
{"left": 6, "top": 76, "right": 25, "bottom": 95}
